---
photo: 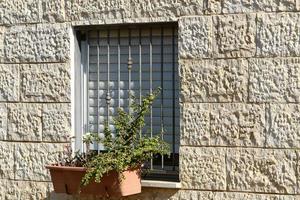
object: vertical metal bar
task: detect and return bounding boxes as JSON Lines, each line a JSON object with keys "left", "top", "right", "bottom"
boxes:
{"left": 172, "top": 27, "right": 176, "bottom": 171}
{"left": 86, "top": 30, "right": 90, "bottom": 154}
{"left": 160, "top": 27, "right": 164, "bottom": 169}
{"left": 97, "top": 30, "right": 100, "bottom": 153}
{"left": 128, "top": 29, "right": 132, "bottom": 114}
{"left": 106, "top": 30, "right": 111, "bottom": 124}
{"left": 118, "top": 29, "right": 121, "bottom": 108}
{"left": 75, "top": 32, "right": 83, "bottom": 152}
{"left": 80, "top": 35, "right": 87, "bottom": 153}
{"left": 139, "top": 28, "right": 142, "bottom": 138}
{"left": 150, "top": 28, "right": 153, "bottom": 170}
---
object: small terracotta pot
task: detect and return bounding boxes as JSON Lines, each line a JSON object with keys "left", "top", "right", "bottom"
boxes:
{"left": 46, "top": 165, "right": 141, "bottom": 197}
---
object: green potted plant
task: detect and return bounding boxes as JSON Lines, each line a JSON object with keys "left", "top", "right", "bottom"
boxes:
{"left": 46, "top": 89, "right": 170, "bottom": 197}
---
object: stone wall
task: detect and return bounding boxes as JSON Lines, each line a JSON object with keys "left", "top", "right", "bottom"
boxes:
{"left": 0, "top": 0, "right": 300, "bottom": 199}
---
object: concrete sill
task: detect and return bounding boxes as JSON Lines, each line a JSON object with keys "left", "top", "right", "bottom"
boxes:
{"left": 141, "top": 180, "right": 181, "bottom": 189}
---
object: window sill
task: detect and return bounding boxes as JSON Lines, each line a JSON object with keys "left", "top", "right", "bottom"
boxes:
{"left": 141, "top": 180, "right": 181, "bottom": 189}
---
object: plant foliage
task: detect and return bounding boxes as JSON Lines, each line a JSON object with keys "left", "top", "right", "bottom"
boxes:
{"left": 61, "top": 89, "right": 170, "bottom": 187}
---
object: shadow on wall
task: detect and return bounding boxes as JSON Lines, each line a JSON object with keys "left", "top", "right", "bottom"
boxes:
{"left": 45, "top": 188, "right": 180, "bottom": 200}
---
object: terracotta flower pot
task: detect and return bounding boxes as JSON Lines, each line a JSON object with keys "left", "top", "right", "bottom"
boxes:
{"left": 46, "top": 165, "right": 141, "bottom": 197}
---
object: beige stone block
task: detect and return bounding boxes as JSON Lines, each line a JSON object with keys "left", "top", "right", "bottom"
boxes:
{"left": 65, "top": 0, "right": 203, "bottom": 22}
{"left": 220, "top": 192, "right": 297, "bottom": 200}
{"left": 0, "top": 0, "right": 65, "bottom": 24}
{"left": 15, "top": 143, "right": 64, "bottom": 181}
{"left": 204, "top": 0, "right": 222, "bottom": 14}
{"left": 0, "top": 26, "right": 5, "bottom": 62}
{"left": 181, "top": 103, "right": 265, "bottom": 147}
{"left": 20, "top": 63, "right": 70, "bottom": 102}
{"left": 177, "top": 191, "right": 298, "bottom": 200}
{"left": 129, "top": 0, "right": 204, "bottom": 18}
{"left": 180, "top": 59, "right": 247, "bottom": 102}
{"left": 126, "top": 188, "right": 181, "bottom": 200}
{"left": 0, "top": 142, "right": 14, "bottom": 179}
{"left": 210, "top": 103, "right": 265, "bottom": 147}
{"left": 212, "top": 14, "right": 256, "bottom": 58}
{"left": 177, "top": 190, "right": 216, "bottom": 200}
{"left": 42, "top": 103, "right": 71, "bottom": 142}
{"left": 181, "top": 104, "right": 210, "bottom": 146}
{"left": 4, "top": 24, "right": 70, "bottom": 63}
{"left": 0, "top": 0, "right": 39, "bottom": 24}
{"left": 179, "top": 16, "right": 212, "bottom": 59}
{"left": 7, "top": 103, "right": 42, "bottom": 141}
{"left": 257, "top": 13, "right": 300, "bottom": 57}
{"left": 267, "top": 104, "right": 300, "bottom": 148}
{"left": 249, "top": 58, "right": 300, "bottom": 103}
{"left": 0, "top": 64, "right": 19, "bottom": 101}
{"left": 223, "top": 0, "right": 297, "bottom": 13}
{"left": 227, "top": 148, "right": 299, "bottom": 194}
{"left": 65, "top": 0, "right": 131, "bottom": 21}
{"left": 0, "top": 104, "right": 7, "bottom": 140}
{"left": 0, "top": 180, "right": 52, "bottom": 200}
{"left": 180, "top": 147, "right": 226, "bottom": 190}
{"left": 41, "top": 0, "right": 65, "bottom": 22}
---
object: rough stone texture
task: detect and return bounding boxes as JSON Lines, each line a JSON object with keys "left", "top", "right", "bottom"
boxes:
{"left": 179, "top": 16, "right": 212, "bottom": 59}
{"left": 1, "top": 185, "right": 298, "bottom": 200}
{"left": 210, "top": 104, "right": 265, "bottom": 147}
{"left": 223, "top": 0, "right": 297, "bottom": 13}
{"left": 212, "top": 14, "right": 256, "bottom": 58}
{"left": 48, "top": 188, "right": 181, "bottom": 200}
{"left": 227, "top": 148, "right": 299, "bottom": 194}
{"left": 14, "top": 143, "right": 65, "bottom": 181}
{"left": 0, "top": 180, "right": 52, "bottom": 200}
{"left": 204, "top": 0, "right": 222, "bottom": 14}
{"left": 177, "top": 191, "right": 216, "bottom": 200}
{"left": 181, "top": 103, "right": 265, "bottom": 147}
{"left": 41, "top": 0, "right": 65, "bottom": 22}
{"left": 7, "top": 103, "right": 42, "bottom": 141}
{"left": 249, "top": 58, "right": 300, "bottom": 103}
{"left": 129, "top": 0, "right": 204, "bottom": 19}
{"left": 267, "top": 104, "right": 300, "bottom": 148}
{"left": 50, "top": 191, "right": 300, "bottom": 200}
{"left": 181, "top": 104, "right": 210, "bottom": 146}
{"left": 220, "top": 193, "right": 298, "bottom": 200}
{"left": 179, "top": 59, "right": 247, "bottom": 102}
{"left": 65, "top": 0, "right": 131, "bottom": 22}
{"left": 177, "top": 191, "right": 298, "bottom": 200}
{"left": 0, "top": 0, "right": 65, "bottom": 25}
{"left": 297, "top": 151, "right": 300, "bottom": 195}
{"left": 0, "top": 0, "right": 39, "bottom": 25}
{"left": 257, "top": 13, "right": 300, "bottom": 57}
{"left": 52, "top": 191, "right": 295, "bottom": 200}
{"left": 4, "top": 24, "right": 69, "bottom": 63}
{"left": 42, "top": 104, "right": 71, "bottom": 142}
{"left": 1, "top": 0, "right": 300, "bottom": 199}
{"left": 65, "top": 0, "right": 203, "bottom": 23}
{"left": 126, "top": 188, "right": 180, "bottom": 200}
{"left": 180, "top": 147, "right": 226, "bottom": 190}
{"left": 179, "top": 14, "right": 256, "bottom": 59}
{"left": 0, "top": 26, "right": 5, "bottom": 62}
{"left": 0, "top": 64, "right": 19, "bottom": 101}
{"left": 0, "top": 142, "right": 14, "bottom": 179}
{"left": 0, "top": 104, "right": 7, "bottom": 140}
{"left": 20, "top": 63, "right": 70, "bottom": 102}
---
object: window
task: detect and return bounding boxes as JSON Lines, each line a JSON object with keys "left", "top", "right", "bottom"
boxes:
{"left": 74, "top": 23, "right": 179, "bottom": 181}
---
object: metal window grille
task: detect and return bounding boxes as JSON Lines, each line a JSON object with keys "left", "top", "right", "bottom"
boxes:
{"left": 76, "top": 24, "right": 179, "bottom": 181}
